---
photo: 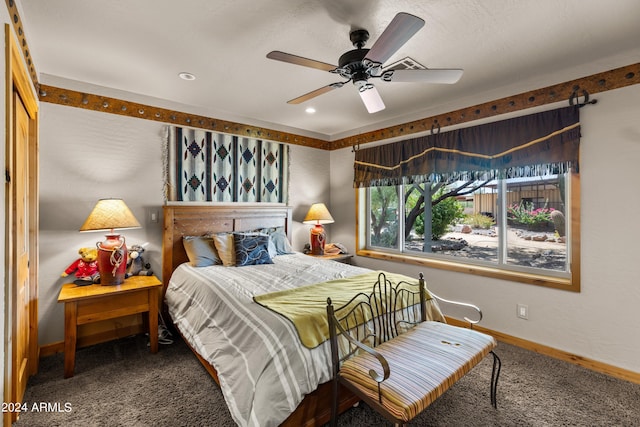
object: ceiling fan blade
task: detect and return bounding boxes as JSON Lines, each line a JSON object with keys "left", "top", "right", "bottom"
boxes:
{"left": 364, "top": 12, "right": 425, "bottom": 65}
{"left": 388, "top": 68, "right": 464, "bottom": 84}
{"left": 358, "top": 85, "right": 385, "bottom": 113}
{"left": 267, "top": 51, "right": 337, "bottom": 72}
{"left": 287, "top": 84, "right": 341, "bottom": 104}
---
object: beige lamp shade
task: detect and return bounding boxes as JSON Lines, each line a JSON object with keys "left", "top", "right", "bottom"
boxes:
{"left": 303, "top": 203, "right": 335, "bottom": 225}
{"left": 79, "top": 198, "right": 141, "bottom": 232}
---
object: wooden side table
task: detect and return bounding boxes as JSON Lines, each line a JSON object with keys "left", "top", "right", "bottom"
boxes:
{"left": 57, "top": 275, "right": 163, "bottom": 378}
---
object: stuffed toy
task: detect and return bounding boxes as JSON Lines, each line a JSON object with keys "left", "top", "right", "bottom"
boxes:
{"left": 126, "top": 244, "right": 153, "bottom": 277}
{"left": 62, "top": 247, "right": 99, "bottom": 282}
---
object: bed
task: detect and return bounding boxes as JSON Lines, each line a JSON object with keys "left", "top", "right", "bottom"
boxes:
{"left": 161, "top": 205, "right": 445, "bottom": 426}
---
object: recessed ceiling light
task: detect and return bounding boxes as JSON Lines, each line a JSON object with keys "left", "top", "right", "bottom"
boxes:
{"left": 178, "top": 72, "right": 196, "bottom": 81}
{"left": 305, "top": 107, "right": 316, "bottom": 114}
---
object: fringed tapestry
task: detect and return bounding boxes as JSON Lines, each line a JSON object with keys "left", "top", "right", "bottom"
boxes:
{"left": 165, "top": 126, "right": 289, "bottom": 203}
{"left": 354, "top": 105, "right": 580, "bottom": 187}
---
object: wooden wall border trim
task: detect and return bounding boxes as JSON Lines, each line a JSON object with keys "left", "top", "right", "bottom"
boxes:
{"left": 39, "top": 63, "right": 639, "bottom": 151}
{"left": 37, "top": 84, "right": 331, "bottom": 150}
{"left": 446, "top": 317, "right": 640, "bottom": 385}
{"left": 332, "top": 62, "right": 640, "bottom": 150}
{"left": 5, "top": 0, "right": 38, "bottom": 89}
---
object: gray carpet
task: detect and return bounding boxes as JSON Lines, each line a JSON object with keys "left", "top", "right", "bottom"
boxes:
{"left": 14, "top": 334, "right": 640, "bottom": 426}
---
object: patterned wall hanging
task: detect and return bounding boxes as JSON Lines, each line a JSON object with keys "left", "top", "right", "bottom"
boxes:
{"left": 165, "top": 126, "right": 289, "bottom": 203}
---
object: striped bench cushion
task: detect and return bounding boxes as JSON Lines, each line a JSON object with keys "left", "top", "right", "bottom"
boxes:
{"left": 339, "top": 321, "right": 497, "bottom": 422}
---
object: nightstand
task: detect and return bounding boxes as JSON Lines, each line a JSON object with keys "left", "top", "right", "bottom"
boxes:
{"left": 57, "top": 275, "right": 163, "bottom": 378}
{"left": 306, "top": 253, "right": 354, "bottom": 263}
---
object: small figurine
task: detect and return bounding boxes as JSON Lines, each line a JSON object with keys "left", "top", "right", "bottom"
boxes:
{"left": 62, "top": 247, "right": 100, "bottom": 284}
{"left": 126, "top": 244, "right": 153, "bottom": 277}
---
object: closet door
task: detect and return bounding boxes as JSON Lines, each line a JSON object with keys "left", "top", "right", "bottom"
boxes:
{"left": 10, "top": 91, "right": 31, "bottom": 414}
{"left": 5, "top": 25, "right": 39, "bottom": 425}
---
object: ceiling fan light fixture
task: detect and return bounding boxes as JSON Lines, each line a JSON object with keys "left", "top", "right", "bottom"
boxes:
{"left": 358, "top": 84, "right": 385, "bottom": 113}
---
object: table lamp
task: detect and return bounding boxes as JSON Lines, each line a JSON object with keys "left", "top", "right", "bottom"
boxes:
{"left": 303, "top": 203, "right": 334, "bottom": 255}
{"left": 80, "top": 198, "right": 141, "bottom": 285}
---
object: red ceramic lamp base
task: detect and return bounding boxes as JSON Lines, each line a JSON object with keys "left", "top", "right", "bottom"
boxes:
{"left": 97, "top": 234, "right": 128, "bottom": 285}
{"left": 310, "top": 224, "right": 326, "bottom": 255}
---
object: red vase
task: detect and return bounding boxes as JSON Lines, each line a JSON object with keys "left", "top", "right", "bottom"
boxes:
{"left": 310, "top": 224, "right": 326, "bottom": 255}
{"left": 97, "top": 234, "right": 128, "bottom": 285}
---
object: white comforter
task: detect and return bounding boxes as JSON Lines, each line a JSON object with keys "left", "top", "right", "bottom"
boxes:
{"left": 165, "top": 253, "right": 438, "bottom": 426}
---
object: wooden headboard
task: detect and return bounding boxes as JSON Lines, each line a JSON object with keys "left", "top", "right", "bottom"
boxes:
{"left": 161, "top": 204, "right": 292, "bottom": 294}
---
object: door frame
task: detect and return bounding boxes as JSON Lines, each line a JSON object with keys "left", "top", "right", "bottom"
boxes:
{"left": 4, "top": 23, "right": 39, "bottom": 426}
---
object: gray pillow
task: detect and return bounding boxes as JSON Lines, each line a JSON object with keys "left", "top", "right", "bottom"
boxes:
{"left": 270, "top": 228, "right": 294, "bottom": 254}
{"left": 183, "top": 235, "right": 221, "bottom": 267}
{"left": 253, "top": 226, "right": 294, "bottom": 255}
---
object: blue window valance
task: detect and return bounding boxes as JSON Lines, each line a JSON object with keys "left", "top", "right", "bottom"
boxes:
{"left": 354, "top": 106, "right": 580, "bottom": 187}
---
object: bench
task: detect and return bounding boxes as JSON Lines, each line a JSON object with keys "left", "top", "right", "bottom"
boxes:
{"left": 326, "top": 272, "right": 501, "bottom": 426}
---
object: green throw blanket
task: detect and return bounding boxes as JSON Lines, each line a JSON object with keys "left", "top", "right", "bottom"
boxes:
{"left": 253, "top": 271, "right": 437, "bottom": 349}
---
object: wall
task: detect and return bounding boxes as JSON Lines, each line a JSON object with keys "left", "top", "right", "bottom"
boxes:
{"left": 37, "top": 97, "right": 330, "bottom": 345}
{"left": 330, "top": 84, "right": 640, "bottom": 374}
{"left": 33, "top": 69, "right": 640, "bottom": 374}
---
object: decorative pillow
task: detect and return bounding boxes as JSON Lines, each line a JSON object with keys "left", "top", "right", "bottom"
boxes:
{"left": 270, "top": 228, "right": 294, "bottom": 254}
{"left": 253, "top": 226, "right": 294, "bottom": 255}
{"left": 267, "top": 238, "right": 278, "bottom": 258}
{"left": 212, "top": 233, "right": 236, "bottom": 266}
{"left": 183, "top": 235, "right": 221, "bottom": 267}
{"left": 234, "top": 233, "right": 274, "bottom": 267}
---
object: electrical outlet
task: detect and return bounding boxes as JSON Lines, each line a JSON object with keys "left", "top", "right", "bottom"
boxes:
{"left": 517, "top": 304, "right": 528, "bottom": 320}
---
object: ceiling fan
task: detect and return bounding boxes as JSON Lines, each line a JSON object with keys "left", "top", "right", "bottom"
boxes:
{"left": 267, "top": 12, "right": 463, "bottom": 114}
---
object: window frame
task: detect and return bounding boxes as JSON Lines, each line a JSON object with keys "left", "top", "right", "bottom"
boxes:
{"left": 356, "top": 172, "right": 580, "bottom": 291}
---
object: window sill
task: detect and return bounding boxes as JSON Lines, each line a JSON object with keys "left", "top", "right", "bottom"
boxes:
{"left": 356, "top": 249, "right": 579, "bottom": 292}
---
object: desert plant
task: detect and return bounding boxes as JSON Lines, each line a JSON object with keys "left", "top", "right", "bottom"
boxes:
{"left": 507, "top": 201, "right": 554, "bottom": 229}
{"left": 550, "top": 210, "right": 566, "bottom": 237}
{"left": 463, "top": 213, "right": 495, "bottom": 229}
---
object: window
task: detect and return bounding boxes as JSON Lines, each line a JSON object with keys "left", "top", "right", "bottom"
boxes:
{"left": 360, "top": 172, "right": 579, "bottom": 289}
{"left": 354, "top": 106, "right": 581, "bottom": 290}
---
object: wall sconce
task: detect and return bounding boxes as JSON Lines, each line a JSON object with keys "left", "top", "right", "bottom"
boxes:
{"left": 80, "top": 198, "right": 141, "bottom": 285}
{"left": 303, "top": 203, "right": 334, "bottom": 255}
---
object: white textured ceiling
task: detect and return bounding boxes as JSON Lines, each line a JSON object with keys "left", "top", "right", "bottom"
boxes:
{"left": 17, "top": 0, "right": 640, "bottom": 140}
